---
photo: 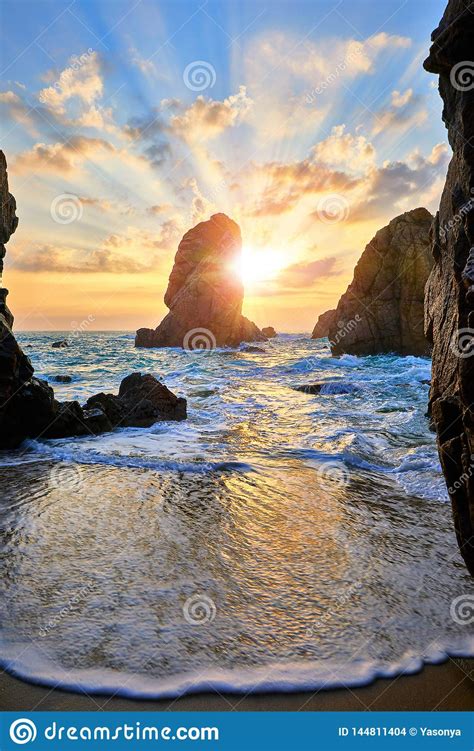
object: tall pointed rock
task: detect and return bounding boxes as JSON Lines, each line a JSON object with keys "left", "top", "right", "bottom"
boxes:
{"left": 135, "top": 213, "right": 265, "bottom": 348}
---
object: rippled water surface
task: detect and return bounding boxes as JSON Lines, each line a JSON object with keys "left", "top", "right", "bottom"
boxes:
{"left": 0, "top": 332, "right": 472, "bottom": 697}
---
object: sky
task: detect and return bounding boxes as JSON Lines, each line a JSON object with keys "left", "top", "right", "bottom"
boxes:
{"left": 0, "top": 0, "right": 449, "bottom": 332}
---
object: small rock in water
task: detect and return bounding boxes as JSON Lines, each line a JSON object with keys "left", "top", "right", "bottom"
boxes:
{"left": 262, "top": 326, "right": 277, "bottom": 338}
{"left": 52, "top": 340, "right": 69, "bottom": 349}
{"left": 293, "top": 384, "right": 323, "bottom": 394}
{"left": 293, "top": 382, "right": 358, "bottom": 395}
{"left": 53, "top": 375, "right": 72, "bottom": 383}
{"left": 241, "top": 345, "right": 266, "bottom": 353}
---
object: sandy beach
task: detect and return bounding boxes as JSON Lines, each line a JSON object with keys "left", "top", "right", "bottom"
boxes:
{"left": 1, "top": 659, "right": 472, "bottom": 712}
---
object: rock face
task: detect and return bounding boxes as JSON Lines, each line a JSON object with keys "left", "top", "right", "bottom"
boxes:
{"left": 424, "top": 0, "right": 474, "bottom": 575}
{"left": 328, "top": 208, "right": 434, "bottom": 356}
{"left": 311, "top": 309, "right": 336, "bottom": 339}
{"left": 136, "top": 213, "right": 265, "bottom": 348}
{"left": 0, "top": 151, "right": 18, "bottom": 280}
{"left": 0, "top": 151, "right": 186, "bottom": 449}
{"left": 262, "top": 326, "right": 277, "bottom": 338}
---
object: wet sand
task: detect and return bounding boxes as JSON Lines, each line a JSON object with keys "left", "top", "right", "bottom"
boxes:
{"left": 1, "top": 658, "right": 472, "bottom": 712}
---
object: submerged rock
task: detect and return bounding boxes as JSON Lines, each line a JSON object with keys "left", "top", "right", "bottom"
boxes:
{"left": 241, "top": 345, "right": 266, "bottom": 353}
{"left": 135, "top": 213, "right": 265, "bottom": 349}
{"left": 424, "top": 0, "right": 474, "bottom": 575}
{"left": 294, "top": 382, "right": 359, "bottom": 395}
{"left": 53, "top": 374, "right": 72, "bottom": 383}
{"left": 262, "top": 326, "right": 277, "bottom": 338}
{"left": 52, "top": 340, "right": 69, "bottom": 349}
{"left": 328, "top": 209, "right": 433, "bottom": 356}
{"left": 311, "top": 309, "right": 336, "bottom": 339}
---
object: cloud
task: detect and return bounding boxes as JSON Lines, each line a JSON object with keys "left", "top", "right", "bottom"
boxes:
{"left": 38, "top": 51, "right": 103, "bottom": 115}
{"left": 78, "top": 197, "right": 136, "bottom": 215}
{"left": 281, "top": 256, "right": 339, "bottom": 287}
{"left": 311, "top": 125, "right": 375, "bottom": 172}
{"left": 13, "top": 136, "right": 114, "bottom": 174}
{"left": 129, "top": 48, "right": 158, "bottom": 77}
{"left": 147, "top": 203, "right": 173, "bottom": 215}
{"left": 244, "top": 157, "right": 360, "bottom": 217}
{"left": 347, "top": 143, "right": 450, "bottom": 221}
{"left": 169, "top": 86, "right": 253, "bottom": 141}
{"left": 371, "top": 88, "right": 427, "bottom": 136}
{"left": 11, "top": 219, "right": 182, "bottom": 274}
{"left": 11, "top": 244, "right": 151, "bottom": 274}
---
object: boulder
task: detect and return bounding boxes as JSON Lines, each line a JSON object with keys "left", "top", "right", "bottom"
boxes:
{"left": 311, "top": 309, "right": 337, "bottom": 339}
{"left": 328, "top": 209, "right": 434, "bottom": 356}
{"left": 53, "top": 375, "right": 72, "bottom": 383}
{"left": 118, "top": 372, "right": 187, "bottom": 425}
{"left": 52, "top": 340, "right": 69, "bottom": 348}
{"left": 262, "top": 326, "right": 277, "bottom": 338}
{"left": 135, "top": 213, "right": 266, "bottom": 348}
{"left": 423, "top": 0, "right": 474, "bottom": 575}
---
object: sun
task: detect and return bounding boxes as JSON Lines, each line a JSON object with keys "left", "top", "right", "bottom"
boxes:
{"left": 234, "top": 245, "right": 287, "bottom": 288}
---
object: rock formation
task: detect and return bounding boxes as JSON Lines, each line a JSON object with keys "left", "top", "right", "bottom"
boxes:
{"left": 424, "top": 0, "right": 474, "bottom": 575}
{"left": 311, "top": 309, "right": 336, "bottom": 339}
{"left": 328, "top": 208, "right": 433, "bottom": 356}
{"left": 262, "top": 326, "right": 277, "bottom": 338}
{"left": 0, "top": 151, "right": 186, "bottom": 450}
{"left": 136, "top": 213, "right": 265, "bottom": 348}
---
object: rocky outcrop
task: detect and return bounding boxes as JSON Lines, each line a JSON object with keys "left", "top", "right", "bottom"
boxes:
{"left": 311, "top": 309, "right": 336, "bottom": 339}
{"left": 423, "top": 0, "right": 474, "bottom": 575}
{"left": 262, "top": 326, "right": 277, "bottom": 338}
{"left": 136, "top": 213, "right": 265, "bottom": 348}
{"left": 328, "top": 208, "right": 434, "bottom": 356}
{"left": 0, "top": 151, "right": 186, "bottom": 450}
{"left": 0, "top": 151, "right": 18, "bottom": 280}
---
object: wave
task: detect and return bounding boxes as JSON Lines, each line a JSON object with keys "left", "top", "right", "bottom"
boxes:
{"left": 15, "top": 439, "right": 254, "bottom": 475}
{"left": 1, "top": 637, "right": 472, "bottom": 700}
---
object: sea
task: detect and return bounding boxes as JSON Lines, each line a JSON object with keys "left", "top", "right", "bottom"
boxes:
{"left": 0, "top": 331, "right": 473, "bottom": 699}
